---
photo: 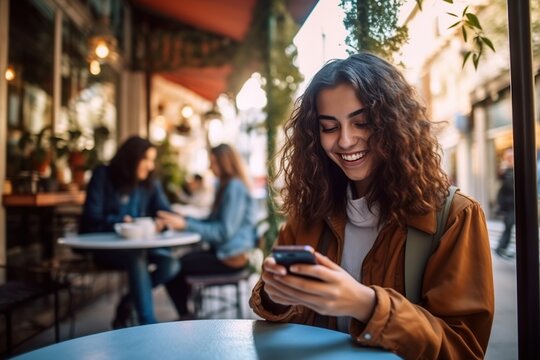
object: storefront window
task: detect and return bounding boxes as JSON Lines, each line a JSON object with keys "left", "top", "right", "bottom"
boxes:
{"left": 487, "top": 92, "right": 513, "bottom": 130}
{"left": 57, "top": 17, "right": 118, "bottom": 188}
{"left": 5, "top": 0, "right": 122, "bottom": 191}
{"left": 5, "top": 0, "right": 55, "bottom": 181}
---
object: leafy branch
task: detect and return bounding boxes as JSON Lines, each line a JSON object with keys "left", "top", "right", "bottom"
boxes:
{"left": 446, "top": 5, "right": 495, "bottom": 69}
{"left": 341, "top": 0, "right": 495, "bottom": 69}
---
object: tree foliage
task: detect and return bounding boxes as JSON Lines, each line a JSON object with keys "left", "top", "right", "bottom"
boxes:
{"left": 340, "top": 0, "right": 409, "bottom": 60}
{"left": 340, "top": 0, "right": 496, "bottom": 69}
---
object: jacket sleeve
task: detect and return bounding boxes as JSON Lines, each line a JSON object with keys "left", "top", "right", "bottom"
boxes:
{"left": 80, "top": 166, "right": 123, "bottom": 232}
{"left": 249, "top": 219, "right": 313, "bottom": 324}
{"left": 185, "top": 180, "right": 247, "bottom": 245}
{"left": 350, "top": 200, "right": 494, "bottom": 360}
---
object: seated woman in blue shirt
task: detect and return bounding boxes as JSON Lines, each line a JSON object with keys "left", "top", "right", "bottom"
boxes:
{"left": 80, "top": 135, "right": 180, "bottom": 327}
{"left": 157, "top": 143, "right": 257, "bottom": 318}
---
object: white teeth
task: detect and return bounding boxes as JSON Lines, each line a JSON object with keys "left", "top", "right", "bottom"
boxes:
{"left": 341, "top": 151, "right": 366, "bottom": 161}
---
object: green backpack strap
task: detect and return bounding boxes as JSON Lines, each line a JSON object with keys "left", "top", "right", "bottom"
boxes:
{"left": 405, "top": 186, "right": 458, "bottom": 304}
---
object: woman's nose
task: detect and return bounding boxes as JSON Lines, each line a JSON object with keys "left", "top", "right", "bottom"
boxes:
{"left": 338, "top": 127, "right": 356, "bottom": 148}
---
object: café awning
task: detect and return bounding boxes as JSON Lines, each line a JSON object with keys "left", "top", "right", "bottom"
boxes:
{"left": 129, "top": 0, "right": 318, "bottom": 102}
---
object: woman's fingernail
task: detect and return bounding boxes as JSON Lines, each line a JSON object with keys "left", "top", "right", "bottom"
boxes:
{"left": 290, "top": 266, "right": 298, "bottom": 272}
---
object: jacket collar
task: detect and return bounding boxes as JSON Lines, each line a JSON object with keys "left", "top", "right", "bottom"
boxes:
{"left": 406, "top": 211, "right": 437, "bottom": 235}
{"left": 327, "top": 205, "right": 437, "bottom": 235}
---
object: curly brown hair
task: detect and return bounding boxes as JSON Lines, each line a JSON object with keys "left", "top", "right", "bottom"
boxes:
{"left": 278, "top": 53, "right": 450, "bottom": 227}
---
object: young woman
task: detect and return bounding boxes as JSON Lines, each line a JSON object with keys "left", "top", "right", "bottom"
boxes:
{"left": 249, "top": 53, "right": 494, "bottom": 359}
{"left": 157, "top": 143, "right": 257, "bottom": 318}
{"left": 80, "top": 135, "right": 179, "bottom": 327}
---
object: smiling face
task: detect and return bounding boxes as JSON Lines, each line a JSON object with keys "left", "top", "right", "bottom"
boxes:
{"left": 317, "top": 83, "right": 378, "bottom": 197}
{"left": 136, "top": 147, "right": 157, "bottom": 181}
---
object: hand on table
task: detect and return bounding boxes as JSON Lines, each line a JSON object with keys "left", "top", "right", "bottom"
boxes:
{"left": 156, "top": 210, "right": 187, "bottom": 230}
{"left": 262, "top": 252, "right": 376, "bottom": 322}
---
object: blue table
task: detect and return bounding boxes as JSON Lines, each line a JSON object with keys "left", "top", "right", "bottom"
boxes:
{"left": 13, "top": 319, "right": 402, "bottom": 359}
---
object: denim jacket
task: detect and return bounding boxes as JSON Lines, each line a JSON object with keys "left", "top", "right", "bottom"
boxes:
{"left": 185, "top": 178, "right": 256, "bottom": 259}
{"left": 80, "top": 165, "right": 171, "bottom": 233}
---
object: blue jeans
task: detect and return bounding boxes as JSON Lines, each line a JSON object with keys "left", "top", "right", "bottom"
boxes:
{"left": 92, "top": 248, "right": 180, "bottom": 324}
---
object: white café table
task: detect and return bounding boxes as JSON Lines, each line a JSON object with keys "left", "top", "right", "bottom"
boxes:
{"left": 13, "top": 319, "right": 402, "bottom": 359}
{"left": 58, "top": 230, "right": 201, "bottom": 249}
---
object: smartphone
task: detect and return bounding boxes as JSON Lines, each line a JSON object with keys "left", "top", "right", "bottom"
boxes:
{"left": 272, "top": 245, "right": 317, "bottom": 268}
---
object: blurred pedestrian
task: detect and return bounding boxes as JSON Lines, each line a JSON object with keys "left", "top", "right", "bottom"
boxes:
{"left": 495, "top": 147, "right": 515, "bottom": 259}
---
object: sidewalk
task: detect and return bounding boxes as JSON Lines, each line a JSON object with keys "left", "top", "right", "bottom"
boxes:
{"left": 485, "top": 219, "right": 518, "bottom": 360}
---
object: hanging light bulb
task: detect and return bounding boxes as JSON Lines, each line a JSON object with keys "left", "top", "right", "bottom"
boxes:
{"left": 87, "top": 0, "right": 118, "bottom": 66}
{"left": 5, "top": 66, "right": 15, "bottom": 81}
{"left": 89, "top": 60, "right": 101, "bottom": 75}
{"left": 95, "top": 41, "right": 110, "bottom": 59}
{"left": 181, "top": 105, "right": 194, "bottom": 118}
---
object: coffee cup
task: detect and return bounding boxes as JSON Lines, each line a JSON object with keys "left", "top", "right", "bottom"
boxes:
{"left": 134, "top": 217, "right": 156, "bottom": 239}
{"left": 114, "top": 223, "right": 143, "bottom": 239}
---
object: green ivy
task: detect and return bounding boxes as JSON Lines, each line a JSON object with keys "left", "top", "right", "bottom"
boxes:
{"left": 156, "top": 137, "right": 186, "bottom": 204}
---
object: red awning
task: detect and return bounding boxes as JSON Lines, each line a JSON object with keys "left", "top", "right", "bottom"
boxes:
{"left": 129, "top": 0, "right": 318, "bottom": 101}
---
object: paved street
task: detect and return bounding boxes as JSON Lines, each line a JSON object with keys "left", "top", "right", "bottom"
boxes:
{"left": 13, "top": 220, "right": 523, "bottom": 359}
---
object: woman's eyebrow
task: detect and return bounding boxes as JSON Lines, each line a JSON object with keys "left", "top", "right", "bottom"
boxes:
{"left": 347, "top": 108, "right": 366, "bottom": 118}
{"left": 317, "top": 107, "right": 366, "bottom": 121}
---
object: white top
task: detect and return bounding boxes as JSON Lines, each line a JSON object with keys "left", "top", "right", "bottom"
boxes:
{"left": 337, "top": 186, "right": 380, "bottom": 333}
{"left": 58, "top": 231, "right": 201, "bottom": 250}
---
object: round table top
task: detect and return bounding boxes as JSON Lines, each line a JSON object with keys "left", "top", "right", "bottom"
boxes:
{"left": 58, "top": 231, "right": 201, "bottom": 249}
{"left": 14, "top": 319, "right": 401, "bottom": 360}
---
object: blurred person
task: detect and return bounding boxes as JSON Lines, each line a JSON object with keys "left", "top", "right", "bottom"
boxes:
{"left": 495, "top": 147, "right": 515, "bottom": 259}
{"left": 248, "top": 53, "right": 494, "bottom": 359}
{"left": 157, "top": 143, "right": 257, "bottom": 319}
{"left": 80, "top": 135, "right": 180, "bottom": 327}
{"left": 177, "top": 174, "right": 209, "bottom": 205}
{"left": 172, "top": 173, "right": 214, "bottom": 218}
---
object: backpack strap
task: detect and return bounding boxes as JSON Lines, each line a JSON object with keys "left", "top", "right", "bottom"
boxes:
{"left": 405, "top": 186, "right": 458, "bottom": 304}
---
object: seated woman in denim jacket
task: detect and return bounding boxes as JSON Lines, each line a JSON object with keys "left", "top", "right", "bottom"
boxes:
{"left": 80, "top": 136, "right": 180, "bottom": 327}
{"left": 157, "top": 143, "right": 256, "bottom": 318}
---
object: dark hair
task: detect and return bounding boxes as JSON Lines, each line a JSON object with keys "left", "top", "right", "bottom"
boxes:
{"left": 210, "top": 144, "right": 251, "bottom": 212}
{"left": 108, "top": 136, "right": 155, "bottom": 193}
{"left": 278, "top": 53, "right": 450, "bottom": 227}
{"left": 193, "top": 174, "right": 203, "bottom": 182}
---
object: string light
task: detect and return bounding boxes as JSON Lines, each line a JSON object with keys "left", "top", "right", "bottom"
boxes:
{"left": 89, "top": 60, "right": 101, "bottom": 75}
{"left": 5, "top": 66, "right": 15, "bottom": 81}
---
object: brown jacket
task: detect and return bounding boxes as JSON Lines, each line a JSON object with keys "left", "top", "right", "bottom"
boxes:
{"left": 249, "top": 191, "right": 494, "bottom": 360}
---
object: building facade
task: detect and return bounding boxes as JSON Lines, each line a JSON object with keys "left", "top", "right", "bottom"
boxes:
{"left": 400, "top": 0, "right": 540, "bottom": 216}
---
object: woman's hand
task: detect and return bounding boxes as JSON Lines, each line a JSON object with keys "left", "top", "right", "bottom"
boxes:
{"left": 261, "top": 252, "right": 376, "bottom": 322}
{"left": 123, "top": 215, "right": 133, "bottom": 223}
{"left": 156, "top": 210, "right": 187, "bottom": 230}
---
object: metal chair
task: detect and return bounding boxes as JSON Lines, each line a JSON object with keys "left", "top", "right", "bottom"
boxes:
{"left": 185, "top": 267, "right": 253, "bottom": 319}
{"left": 0, "top": 265, "right": 74, "bottom": 356}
